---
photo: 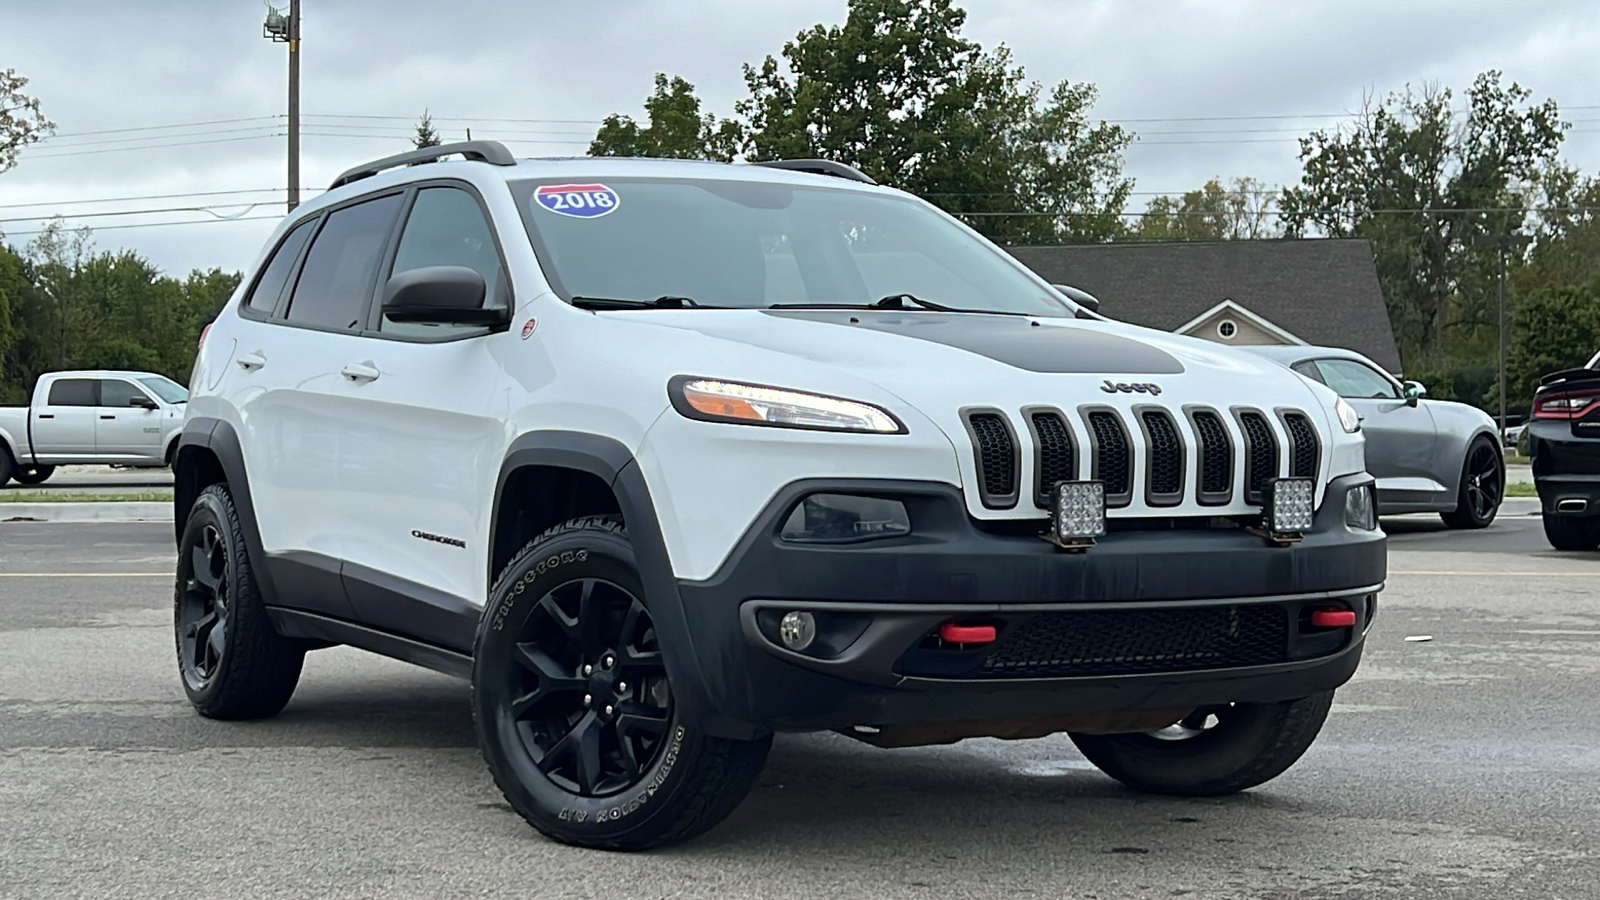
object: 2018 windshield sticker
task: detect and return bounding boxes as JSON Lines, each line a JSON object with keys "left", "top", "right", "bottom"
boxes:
{"left": 534, "top": 184, "right": 619, "bottom": 219}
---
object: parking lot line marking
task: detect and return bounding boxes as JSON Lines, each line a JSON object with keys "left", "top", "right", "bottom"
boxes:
{"left": 1391, "top": 570, "right": 1599, "bottom": 577}
{"left": 0, "top": 572, "right": 170, "bottom": 578}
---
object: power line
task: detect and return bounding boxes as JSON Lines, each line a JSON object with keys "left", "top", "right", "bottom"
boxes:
{"left": 0, "top": 214, "right": 282, "bottom": 238}
{"left": 25, "top": 133, "right": 286, "bottom": 160}
{"left": 44, "top": 116, "right": 282, "bottom": 140}
{"left": 0, "top": 204, "right": 270, "bottom": 225}
{"left": 33, "top": 124, "right": 284, "bottom": 151}
{"left": 0, "top": 189, "right": 283, "bottom": 212}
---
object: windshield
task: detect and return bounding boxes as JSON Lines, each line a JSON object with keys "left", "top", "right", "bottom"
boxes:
{"left": 139, "top": 376, "right": 189, "bottom": 404}
{"left": 511, "top": 178, "right": 1072, "bottom": 316}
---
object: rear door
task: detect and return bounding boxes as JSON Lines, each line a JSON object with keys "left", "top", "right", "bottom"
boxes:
{"left": 1312, "top": 357, "right": 1442, "bottom": 495}
{"left": 30, "top": 377, "right": 99, "bottom": 460}
{"left": 95, "top": 378, "right": 165, "bottom": 462}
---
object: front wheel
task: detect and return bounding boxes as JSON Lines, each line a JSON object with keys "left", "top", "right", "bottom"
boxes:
{"left": 473, "top": 515, "right": 770, "bottom": 851}
{"left": 1542, "top": 512, "right": 1600, "bottom": 551}
{"left": 1440, "top": 437, "right": 1502, "bottom": 529}
{"left": 13, "top": 465, "right": 56, "bottom": 486}
{"left": 1069, "top": 691, "right": 1334, "bottom": 796}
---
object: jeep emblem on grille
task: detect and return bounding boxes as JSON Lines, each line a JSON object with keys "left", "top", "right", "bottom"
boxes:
{"left": 1100, "top": 380, "right": 1162, "bottom": 396}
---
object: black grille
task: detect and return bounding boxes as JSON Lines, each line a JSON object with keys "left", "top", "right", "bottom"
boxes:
{"left": 1192, "top": 410, "right": 1232, "bottom": 499}
{"left": 1087, "top": 411, "right": 1132, "bottom": 505}
{"left": 1030, "top": 411, "right": 1075, "bottom": 508}
{"left": 980, "top": 605, "right": 1289, "bottom": 678}
{"left": 1284, "top": 413, "right": 1319, "bottom": 478}
{"left": 1140, "top": 410, "right": 1183, "bottom": 500}
{"left": 1239, "top": 411, "right": 1279, "bottom": 504}
{"left": 966, "top": 412, "right": 1018, "bottom": 507}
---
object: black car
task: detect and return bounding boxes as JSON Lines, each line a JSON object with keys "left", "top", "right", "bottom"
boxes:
{"left": 1529, "top": 363, "right": 1600, "bottom": 550}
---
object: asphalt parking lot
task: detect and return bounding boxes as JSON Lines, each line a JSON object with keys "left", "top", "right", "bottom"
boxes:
{"left": 1, "top": 515, "right": 1596, "bottom": 899}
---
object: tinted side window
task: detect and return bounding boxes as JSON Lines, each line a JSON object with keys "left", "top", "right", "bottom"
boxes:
{"left": 1314, "top": 359, "right": 1399, "bottom": 400}
{"left": 382, "top": 188, "right": 504, "bottom": 336}
{"left": 99, "top": 380, "right": 150, "bottom": 407}
{"left": 286, "top": 194, "right": 404, "bottom": 331}
{"left": 46, "top": 379, "right": 97, "bottom": 407}
{"left": 1290, "top": 361, "right": 1326, "bottom": 384}
{"left": 244, "top": 218, "right": 316, "bottom": 314}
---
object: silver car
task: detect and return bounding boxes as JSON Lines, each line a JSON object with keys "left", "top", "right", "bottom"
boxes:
{"left": 1247, "top": 345, "right": 1505, "bottom": 528}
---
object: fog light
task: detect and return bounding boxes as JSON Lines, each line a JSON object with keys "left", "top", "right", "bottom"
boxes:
{"left": 1048, "top": 480, "right": 1105, "bottom": 550}
{"left": 778, "top": 611, "right": 817, "bottom": 651}
{"left": 1265, "top": 477, "right": 1316, "bottom": 538}
{"left": 781, "top": 494, "right": 910, "bottom": 543}
{"left": 1344, "top": 482, "right": 1377, "bottom": 530}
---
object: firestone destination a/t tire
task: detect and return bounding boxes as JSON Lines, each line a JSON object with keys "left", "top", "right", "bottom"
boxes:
{"left": 472, "top": 515, "right": 771, "bottom": 851}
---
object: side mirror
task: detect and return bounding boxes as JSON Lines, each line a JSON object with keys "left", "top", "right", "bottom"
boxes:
{"left": 1402, "top": 380, "right": 1427, "bottom": 406}
{"left": 130, "top": 395, "right": 159, "bottom": 410}
{"left": 1051, "top": 283, "right": 1101, "bottom": 314}
{"left": 382, "top": 265, "right": 507, "bottom": 326}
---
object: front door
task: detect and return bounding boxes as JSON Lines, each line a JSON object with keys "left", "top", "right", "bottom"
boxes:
{"left": 1311, "top": 357, "right": 1441, "bottom": 498}
{"left": 95, "top": 378, "right": 164, "bottom": 463}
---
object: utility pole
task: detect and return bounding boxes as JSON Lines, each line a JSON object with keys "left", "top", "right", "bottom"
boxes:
{"left": 263, "top": 2, "right": 301, "bottom": 212}
{"left": 1472, "top": 233, "right": 1533, "bottom": 440}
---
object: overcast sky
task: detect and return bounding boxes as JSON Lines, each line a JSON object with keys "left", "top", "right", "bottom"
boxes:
{"left": 3, "top": 0, "right": 1597, "bottom": 276}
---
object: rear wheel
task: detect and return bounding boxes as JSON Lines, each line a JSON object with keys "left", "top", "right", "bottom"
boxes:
{"left": 12, "top": 465, "right": 56, "bottom": 486}
{"left": 1069, "top": 691, "right": 1334, "bottom": 796}
{"left": 1541, "top": 513, "right": 1600, "bottom": 551}
{"left": 474, "top": 515, "right": 771, "bottom": 851}
{"left": 1440, "top": 437, "right": 1502, "bottom": 529}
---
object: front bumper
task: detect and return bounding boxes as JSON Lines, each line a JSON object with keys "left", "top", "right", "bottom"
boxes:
{"left": 674, "top": 473, "right": 1385, "bottom": 736}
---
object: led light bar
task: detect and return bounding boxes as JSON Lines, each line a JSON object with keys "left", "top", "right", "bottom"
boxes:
{"left": 1265, "top": 477, "right": 1316, "bottom": 539}
{"left": 1048, "top": 480, "right": 1106, "bottom": 551}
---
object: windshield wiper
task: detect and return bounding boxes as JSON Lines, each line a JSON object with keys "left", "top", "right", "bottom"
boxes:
{"left": 570, "top": 295, "right": 720, "bottom": 310}
{"left": 769, "top": 294, "right": 1031, "bottom": 316}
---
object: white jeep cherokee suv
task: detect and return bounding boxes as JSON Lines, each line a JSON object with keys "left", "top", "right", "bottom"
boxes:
{"left": 175, "top": 141, "right": 1385, "bottom": 851}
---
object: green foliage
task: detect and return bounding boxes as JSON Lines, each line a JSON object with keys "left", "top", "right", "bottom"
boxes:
{"left": 589, "top": 74, "right": 742, "bottom": 162}
{"left": 591, "top": 0, "right": 1133, "bottom": 243}
{"left": 0, "top": 223, "right": 239, "bottom": 401}
{"left": 1, "top": 68, "right": 54, "bottom": 173}
{"left": 1508, "top": 281, "right": 1600, "bottom": 404}
{"left": 413, "top": 109, "right": 442, "bottom": 149}
{"left": 1137, "top": 177, "right": 1278, "bottom": 241}
{"left": 1279, "top": 72, "right": 1565, "bottom": 368}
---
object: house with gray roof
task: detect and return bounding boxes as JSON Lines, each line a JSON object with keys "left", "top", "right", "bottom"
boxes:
{"left": 1006, "top": 239, "right": 1403, "bottom": 374}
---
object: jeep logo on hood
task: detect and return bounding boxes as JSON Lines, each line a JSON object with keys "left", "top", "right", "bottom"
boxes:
{"left": 1101, "top": 380, "right": 1162, "bottom": 396}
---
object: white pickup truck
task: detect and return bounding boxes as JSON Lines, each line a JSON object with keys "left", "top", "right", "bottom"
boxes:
{"left": 0, "top": 370, "right": 189, "bottom": 487}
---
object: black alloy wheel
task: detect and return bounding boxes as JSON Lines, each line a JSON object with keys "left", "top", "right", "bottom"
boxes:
{"left": 178, "top": 522, "right": 231, "bottom": 691}
{"left": 1441, "top": 438, "right": 1503, "bottom": 529}
{"left": 506, "top": 577, "right": 672, "bottom": 797}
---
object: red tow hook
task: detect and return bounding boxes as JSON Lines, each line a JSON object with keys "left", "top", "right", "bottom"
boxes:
{"left": 940, "top": 623, "right": 997, "bottom": 646}
{"left": 1309, "top": 608, "right": 1357, "bottom": 628}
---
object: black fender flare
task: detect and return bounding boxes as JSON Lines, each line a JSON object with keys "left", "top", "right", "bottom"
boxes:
{"left": 174, "top": 417, "right": 279, "bottom": 607}
{"left": 492, "top": 432, "right": 737, "bottom": 735}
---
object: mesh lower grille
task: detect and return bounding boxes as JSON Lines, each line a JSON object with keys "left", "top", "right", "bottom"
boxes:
{"left": 968, "top": 412, "right": 1017, "bottom": 504}
{"left": 1031, "top": 412, "right": 1075, "bottom": 507}
{"left": 1239, "top": 412, "right": 1279, "bottom": 504}
{"left": 1284, "top": 413, "right": 1319, "bottom": 478}
{"left": 1141, "top": 410, "right": 1183, "bottom": 498}
{"left": 980, "top": 605, "right": 1289, "bottom": 677}
{"left": 1088, "top": 411, "right": 1131, "bottom": 502}
{"left": 1193, "top": 411, "right": 1232, "bottom": 497}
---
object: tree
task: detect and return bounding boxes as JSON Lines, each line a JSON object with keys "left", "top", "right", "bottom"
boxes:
{"left": 1, "top": 68, "right": 53, "bottom": 173}
{"left": 1137, "top": 177, "right": 1278, "bottom": 241}
{"left": 1279, "top": 72, "right": 1565, "bottom": 368}
{"left": 413, "top": 109, "right": 442, "bottom": 149}
{"left": 589, "top": 74, "right": 742, "bottom": 161}
{"left": 1508, "top": 281, "right": 1600, "bottom": 402}
{"left": 736, "top": 0, "right": 1132, "bottom": 242}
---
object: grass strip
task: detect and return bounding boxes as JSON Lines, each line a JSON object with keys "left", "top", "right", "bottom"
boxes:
{"left": 0, "top": 490, "right": 174, "bottom": 504}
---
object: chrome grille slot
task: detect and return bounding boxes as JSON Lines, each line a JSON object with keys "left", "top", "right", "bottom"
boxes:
{"left": 1027, "top": 409, "right": 1077, "bottom": 509}
{"left": 1086, "top": 410, "right": 1133, "bottom": 508}
{"left": 1238, "top": 411, "right": 1279, "bottom": 505}
{"left": 1283, "top": 412, "right": 1320, "bottom": 478}
{"left": 1190, "top": 409, "right": 1233, "bottom": 504}
{"left": 962, "top": 410, "right": 1019, "bottom": 509}
{"left": 1138, "top": 409, "right": 1184, "bottom": 506}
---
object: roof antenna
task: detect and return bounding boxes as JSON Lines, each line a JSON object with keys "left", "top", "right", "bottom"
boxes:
{"left": 466, "top": 127, "right": 472, "bottom": 141}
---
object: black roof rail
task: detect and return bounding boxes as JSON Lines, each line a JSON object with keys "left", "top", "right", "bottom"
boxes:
{"left": 753, "top": 159, "right": 877, "bottom": 185}
{"left": 329, "top": 140, "right": 517, "bottom": 190}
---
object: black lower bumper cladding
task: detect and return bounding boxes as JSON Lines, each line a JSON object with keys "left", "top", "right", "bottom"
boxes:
{"left": 675, "top": 474, "right": 1386, "bottom": 736}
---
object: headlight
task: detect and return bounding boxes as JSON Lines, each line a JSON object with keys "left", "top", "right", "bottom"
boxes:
{"left": 669, "top": 377, "right": 904, "bottom": 433}
{"left": 1335, "top": 397, "right": 1361, "bottom": 433}
{"left": 781, "top": 494, "right": 911, "bottom": 542}
{"left": 1344, "top": 482, "right": 1378, "bottom": 530}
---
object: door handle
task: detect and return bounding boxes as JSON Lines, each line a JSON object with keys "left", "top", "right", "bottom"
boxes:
{"left": 37, "top": 414, "right": 54, "bottom": 419}
{"left": 237, "top": 351, "right": 266, "bottom": 371}
{"left": 100, "top": 415, "right": 116, "bottom": 420}
{"left": 340, "top": 362, "right": 381, "bottom": 383}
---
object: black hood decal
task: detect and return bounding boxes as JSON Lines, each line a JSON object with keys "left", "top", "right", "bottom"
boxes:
{"left": 762, "top": 310, "right": 1185, "bottom": 375}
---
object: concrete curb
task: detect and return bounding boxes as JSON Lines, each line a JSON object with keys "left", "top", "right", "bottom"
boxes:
{"left": 0, "top": 502, "right": 172, "bottom": 523}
